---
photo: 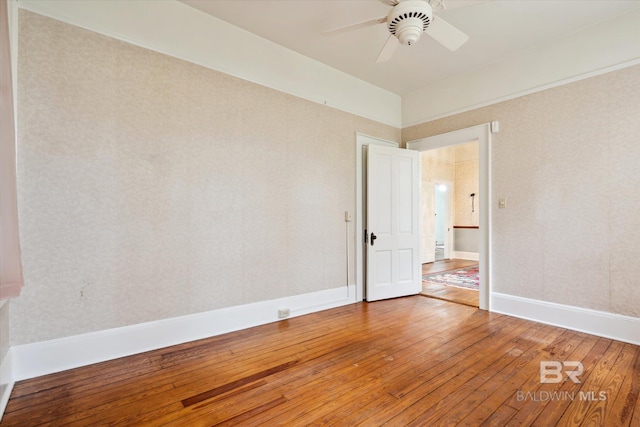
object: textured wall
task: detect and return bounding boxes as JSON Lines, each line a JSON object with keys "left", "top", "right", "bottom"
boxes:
{"left": 404, "top": 65, "right": 640, "bottom": 318}
{"left": 454, "top": 160, "right": 479, "bottom": 227}
{"left": 421, "top": 143, "right": 479, "bottom": 227}
{"left": 12, "top": 11, "right": 399, "bottom": 345}
{"left": 0, "top": 302, "right": 8, "bottom": 362}
{"left": 421, "top": 147, "right": 454, "bottom": 183}
{"left": 0, "top": 301, "right": 8, "bottom": 405}
{"left": 454, "top": 228, "right": 479, "bottom": 253}
{"left": 452, "top": 143, "right": 479, "bottom": 251}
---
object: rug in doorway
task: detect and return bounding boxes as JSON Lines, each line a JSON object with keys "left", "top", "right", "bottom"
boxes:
{"left": 423, "top": 266, "right": 479, "bottom": 290}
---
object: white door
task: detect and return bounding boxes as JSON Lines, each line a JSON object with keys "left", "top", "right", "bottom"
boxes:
{"left": 421, "top": 182, "right": 435, "bottom": 264}
{"left": 366, "top": 144, "right": 421, "bottom": 301}
{"left": 445, "top": 184, "right": 454, "bottom": 260}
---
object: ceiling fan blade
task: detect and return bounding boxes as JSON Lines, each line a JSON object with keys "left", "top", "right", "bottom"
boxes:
{"left": 323, "top": 16, "right": 387, "bottom": 36}
{"left": 376, "top": 34, "right": 399, "bottom": 63}
{"left": 425, "top": 15, "right": 469, "bottom": 51}
{"left": 379, "top": 0, "right": 399, "bottom": 6}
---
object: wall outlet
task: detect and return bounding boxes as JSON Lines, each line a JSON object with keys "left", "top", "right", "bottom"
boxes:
{"left": 278, "top": 308, "right": 290, "bottom": 319}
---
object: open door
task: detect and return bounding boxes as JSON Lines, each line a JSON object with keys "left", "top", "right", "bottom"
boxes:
{"left": 421, "top": 181, "right": 435, "bottom": 264}
{"left": 366, "top": 144, "right": 421, "bottom": 301}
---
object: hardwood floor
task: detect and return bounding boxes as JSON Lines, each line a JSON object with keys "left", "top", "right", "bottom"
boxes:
{"left": 2, "top": 297, "right": 639, "bottom": 426}
{"left": 422, "top": 258, "right": 479, "bottom": 275}
{"left": 422, "top": 259, "right": 480, "bottom": 307}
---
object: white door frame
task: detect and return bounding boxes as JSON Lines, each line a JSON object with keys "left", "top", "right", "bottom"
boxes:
{"left": 355, "top": 133, "right": 398, "bottom": 302}
{"left": 407, "top": 124, "right": 492, "bottom": 310}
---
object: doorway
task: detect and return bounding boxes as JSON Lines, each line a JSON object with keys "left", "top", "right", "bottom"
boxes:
{"left": 434, "top": 184, "right": 449, "bottom": 261}
{"left": 418, "top": 141, "right": 479, "bottom": 307}
{"left": 422, "top": 259, "right": 479, "bottom": 307}
{"left": 355, "top": 124, "right": 491, "bottom": 310}
{"left": 421, "top": 180, "right": 453, "bottom": 265}
{"left": 407, "top": 123, "right": 491, "bottom": 310}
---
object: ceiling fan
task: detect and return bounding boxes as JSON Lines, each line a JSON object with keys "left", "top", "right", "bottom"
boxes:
{"left": 323, "top": 0, "right": 469, "bottom": 63}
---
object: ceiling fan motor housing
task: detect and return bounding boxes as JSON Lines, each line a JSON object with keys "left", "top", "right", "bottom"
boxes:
{"left": 387, "top": 0, "right": 433, "bottom": 45}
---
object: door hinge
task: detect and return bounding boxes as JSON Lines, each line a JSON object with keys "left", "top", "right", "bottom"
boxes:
{"left": 364, "top": 229, "right": 368, "bottom": 244}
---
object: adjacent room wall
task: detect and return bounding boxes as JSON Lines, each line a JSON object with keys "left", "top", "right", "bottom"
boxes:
{"left": 453, "top": 142, "right": 479, "bottom": 256}
{"left": 421, "top": 147, "right": 455, "bottom": 184}
{"left": 403, "top": 64, "right": 640, "bottom": 318}
{"left": 12, "top": 10, "right": 399, "bottom": 346}
{"left": 453, "top": 143, "right": 479, "bottom": 227}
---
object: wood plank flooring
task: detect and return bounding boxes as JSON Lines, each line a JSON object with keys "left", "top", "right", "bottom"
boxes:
{"left": 422, "top": 259, "right": 480, "bottom": 307}
{"left": 2, "top": 297, "right": 639, "bottom": 426}
{"left": 422, "top": 259, "right": 479, "bottom": 275}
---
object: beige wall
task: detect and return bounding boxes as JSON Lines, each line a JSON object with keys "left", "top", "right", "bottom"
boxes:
{"left": 404, "top": 65, "right": 640, "bottom": 318}
{"left": 453, "top": 143, "right": 479, "bottom": 227}
{"left": 0, "top": 302, "right": 8, "bottom": 362}
{"left": 11, "top": 9, "right": 640, "bottom": 348}
{"left": 12, "top": 11, "right": 399, "bottom": 345}
{"left": 454, "top": 161, "right": 479, "bottom": 227}
{"left": 421, "top": 143, "right": 479, "bottom": 227}
{"left": 421, "top": 147, "right": 454, "bottom": 184}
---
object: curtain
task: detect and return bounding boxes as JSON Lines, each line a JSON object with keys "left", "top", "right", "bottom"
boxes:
{"left": 0, "top": 0, "right": 23, "bottom": 299}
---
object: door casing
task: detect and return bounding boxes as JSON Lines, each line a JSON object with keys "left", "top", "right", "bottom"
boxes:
{"left": 407, "top": 124, "right": 492, "bottom": 310}
{"left": 356, "top": 124, "right": 491, "bottom": 310}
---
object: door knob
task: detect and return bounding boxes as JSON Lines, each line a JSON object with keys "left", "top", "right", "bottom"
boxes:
{"left": 370, "top": 232, "right": 377, "bottom": 246}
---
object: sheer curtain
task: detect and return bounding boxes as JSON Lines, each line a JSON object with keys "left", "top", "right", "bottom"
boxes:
{"left": 0, "top": 0, "right": 23, "bottom": 300}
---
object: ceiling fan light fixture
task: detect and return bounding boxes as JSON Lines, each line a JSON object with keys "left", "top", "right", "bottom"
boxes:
{"left": 394, "top": 18, "right": 425, "bottom": 45}
{"left": 387, "top": 0, "right": 432, "bottom": 46}
{"left": 322, "top": 0, "right": 468, "bottom": 62}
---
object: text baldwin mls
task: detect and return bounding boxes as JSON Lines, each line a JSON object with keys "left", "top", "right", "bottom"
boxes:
{"left": 516, "top": 390, "right": 607, "bottom": 402}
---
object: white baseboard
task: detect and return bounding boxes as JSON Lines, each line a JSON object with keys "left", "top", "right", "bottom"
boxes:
{"left": 11, "top": 285, "right": 356, "bottom": 381}
{"left": 0, "top": 349, "right": 14, "bottom": 422}
{"left": 452, "top": 251, "right": 479, "bottom": 261}
{"left": 491, "top": 292, "right": 640, "bottom": 346}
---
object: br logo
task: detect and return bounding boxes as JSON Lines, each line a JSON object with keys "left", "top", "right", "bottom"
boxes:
{"left": 540, "top": 361, "right": 584, "bottom": 384}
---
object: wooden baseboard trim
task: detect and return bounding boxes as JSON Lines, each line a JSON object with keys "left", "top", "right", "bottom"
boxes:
{"left": 11, "top": 285, "right": 356, "bottom": 382}
{"left": 491, "top": 292, "right": 640, "bottom": 345}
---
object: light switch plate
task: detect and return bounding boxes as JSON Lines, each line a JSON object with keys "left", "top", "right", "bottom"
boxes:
{"left": 498, "top": 198, "right": 506, "bottom": 209}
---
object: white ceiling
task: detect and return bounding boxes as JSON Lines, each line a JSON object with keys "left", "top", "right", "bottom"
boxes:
{"left": 180, "top": 0, "right": 640, "bottom": 95}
